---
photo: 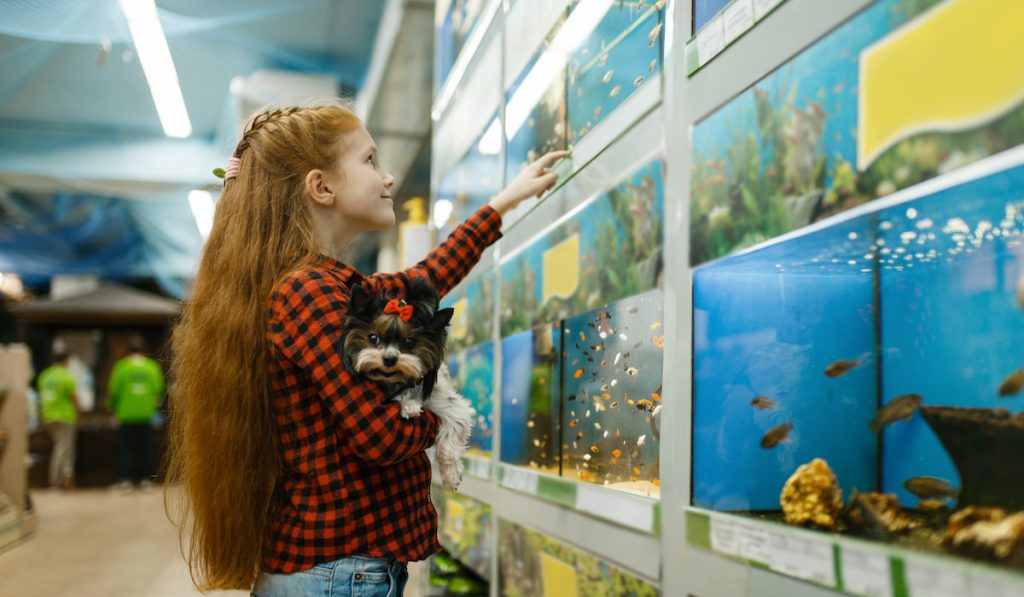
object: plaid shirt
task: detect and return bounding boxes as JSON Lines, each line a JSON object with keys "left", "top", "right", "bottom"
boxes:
{"left": 263, "top": 205, "right": 502, "bottom": 573}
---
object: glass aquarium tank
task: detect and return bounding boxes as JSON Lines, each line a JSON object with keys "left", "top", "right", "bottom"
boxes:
{"left": 693, "top": 157, "right": 1024, "bottom": 570}
{"left": 435, "top": 0, "right": 488, "bottom": 92}
{"left": 448, "top": 340, "right": 496, "bottom": 457}
{"left": 432, "top": 485, "right": 494, "bottom": 581}
{"left": 435, "top": 111, "right": 502, "bottom": 229}
{"left": 501, "top": 324, "right": 562, "bottom": 475}
{"left": 561, "top": 289, "right": 663, "bottom": 496}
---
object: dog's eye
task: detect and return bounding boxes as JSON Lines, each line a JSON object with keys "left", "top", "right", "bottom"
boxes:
{"left": 400, "top": 338, "right": 416, "bottom": 350}
{"left": 368, "top": 333, "right": 380, "bottom": 345}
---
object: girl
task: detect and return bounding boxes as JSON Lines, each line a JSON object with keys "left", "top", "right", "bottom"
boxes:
{"left": 167, "top": 101, "right": 566, "bottom": 596}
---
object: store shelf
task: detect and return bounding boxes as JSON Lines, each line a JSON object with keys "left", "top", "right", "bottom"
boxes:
{"left": 498, "top": 464, "right": 659, "bottom": 535}
{"left": 461, "top": 455, "right": 494, "bottom": 481}
{"left": 684, "top": 0, "right": 786, "bottom": 74}
{"left": 686, "top": 507, "right": 1024, "bottom": 597}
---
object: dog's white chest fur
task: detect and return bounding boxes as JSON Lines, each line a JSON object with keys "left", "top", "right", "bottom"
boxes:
{"left": 392, "top": 363, "right": 475, "bottom": 491}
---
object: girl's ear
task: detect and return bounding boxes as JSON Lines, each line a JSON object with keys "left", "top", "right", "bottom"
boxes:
{"left": 304, "top": 169, "right": 335, "bottom": 206}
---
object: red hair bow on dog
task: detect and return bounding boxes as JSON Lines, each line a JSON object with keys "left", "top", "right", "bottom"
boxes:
{"left": 384, "top": 299, "right": 414, "bottom": 322}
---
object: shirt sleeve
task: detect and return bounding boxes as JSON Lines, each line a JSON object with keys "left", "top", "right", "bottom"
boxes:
{"left": 269, "top": 270, "right": 438, "bottom": 466}
{"left": 367, "top": 204, "right": 502, "bottom": 298}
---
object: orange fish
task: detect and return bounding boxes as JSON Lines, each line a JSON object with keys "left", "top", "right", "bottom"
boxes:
{"left": 590, "top": 445, "right": 599, "bottom": 453}
{"left": 652, "top": 335, "right": 664, "bottom": 349}
{"left": 611, "top": 449, "right": 622, "bottom": 458}
{"left": 574, "top": 368, "right": 584, "bottom": 379}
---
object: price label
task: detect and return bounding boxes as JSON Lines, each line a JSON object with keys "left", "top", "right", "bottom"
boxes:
{"left": 840, "top": 546, "right": 891, "bottom": 597}
{"left": 723, "top": 0, "right": 755, "bottom": 44}
{"left": 752, "top": 0, "right": 784, "bottom": 20}
{"left": 576, "top": 486, "right": 654, "bottom": 532}
{"left": 467, "top": 458, "right": 491, "bottom": 479}
{"left": 696, "top": 16, "right": 726, "bottom": 66}
{"left": 734, "top": 520, "right": 771, "bottom": 565}
{"left": 501, "top": 467, "right": 538, "bottom": 495}
{"left": 709, "top": 516, "right": 740, "bottom": 557}
{"left": 768, "top": 531, "right": 836, "bottom": 586}
{"left": 905, "top": 560, "right": 967, "bottom": 597}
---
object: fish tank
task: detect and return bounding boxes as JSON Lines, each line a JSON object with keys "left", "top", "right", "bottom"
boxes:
{"left": 435, "top": 111, "right": 502, "bottom": 231}
{"left": 692, "top": 157, "right": 1024, "bottom": 570}
{"left": 435, "top": 0, "right": 488, "bottom": 93}
{"left": 566, "top": 0, "right": 663, "bottom": 145}
{"left": 448, "top": 340, "right": 496, "bottom": 457}
{"left": 498, "top": 518, "right": 658, "bottom": 597}
{"left": 500, "top": 324, "right": 562, "bottom": 475}
{"left": 432, "top": 485, "right": 494, "bottom": 581}
{"left": 561, "top": 289, "right": 663, "bottom": 496}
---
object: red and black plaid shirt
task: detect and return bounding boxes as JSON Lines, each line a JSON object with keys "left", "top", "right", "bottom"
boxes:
{"left": 262, "top": 205, "right": 502, "bottom": 573}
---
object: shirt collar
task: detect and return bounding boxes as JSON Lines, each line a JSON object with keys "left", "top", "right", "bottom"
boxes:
{"left": 318, "top": 254, "right": 364, "bottom": 285}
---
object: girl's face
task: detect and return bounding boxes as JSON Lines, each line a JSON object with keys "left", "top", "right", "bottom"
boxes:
{"left": 328, "top": 127, "right": 396, "bottom": 233}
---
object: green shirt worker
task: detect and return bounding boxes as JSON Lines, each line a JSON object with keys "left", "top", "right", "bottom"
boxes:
{"left": 107, "top": 337, "right": 165, "bottom": 491}
{"left": 37, "top": 351, "right": 80, "bottom": 490}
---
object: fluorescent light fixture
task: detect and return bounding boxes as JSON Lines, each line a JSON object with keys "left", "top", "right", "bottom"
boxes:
{"left": 188, "top": 190, "right": 215, "bottom": 239}
{"left": 432, "top": 199, "right": 454, "bottom": 228}
{"left": 477, "top": 118, "right": 502, "bottom": 155}
{"left": 504, "top": 0, "right": 613, "bottom": 140}
{"left": 119, "top": 0, "right": 192, "bottom": 138}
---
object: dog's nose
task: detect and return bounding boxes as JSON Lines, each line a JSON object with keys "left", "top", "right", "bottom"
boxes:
{"left": 383, "top": 356, "right": 398, "bottom": 367}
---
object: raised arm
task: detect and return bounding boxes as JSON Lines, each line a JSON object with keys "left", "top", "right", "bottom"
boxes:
{"left": 269, "top": 270, "right": 438, "bottom": 465}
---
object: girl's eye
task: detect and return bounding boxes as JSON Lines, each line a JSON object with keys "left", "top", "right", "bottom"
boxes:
{"left": 400, "top": 338, "right": 416, "bottom": 350}
{"left": 368, "top": 333, "right": 380, "bottom": 345}
{"left": 367, "top": 154, "right": 375, "bottom": 164}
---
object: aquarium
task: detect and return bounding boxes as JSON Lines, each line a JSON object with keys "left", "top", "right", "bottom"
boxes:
{"left": 693, "top": 155, "right": 1024, "bottom": 569}
{"left": 432, "top": 485, "right": 494, "bottom": 581}
{"left": 448, "top": 340, "right": 496, "bottom": 456}
{"left": 435, "top": 0, "right": 488, "bottom": 92}
{"left": 500, "top": 324, "right": 562, "bottom": 474}
{"left": 693, "top": 0, "right": 732, "bottom": 32}
{"left": 435, "top": 111, "right": 502, "bottom": 229}
{"left": 561, "top": 289, "right": 663, "bottom": 496}
{"left": 498, "top": 518, "right": 658, "bottom": 597}
{"left": 566, "top": 0, "right": 663, "bottom": 145}
{"left": 444, "top": 272, "right": 496, "bottom": 354}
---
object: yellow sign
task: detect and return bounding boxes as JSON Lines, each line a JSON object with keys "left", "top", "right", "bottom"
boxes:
{"left": 542, "top": 233, "right": 580, "bottom": 303}
{"left": 450, "top": 297, "right": 469, "bottom": 340}
{"left": 540, "top": 552, "right": 579, "bottom": 597}
{"left": 858, "top": 0, "right": 1024, "bottom": 169}
{"left": 443, "top": 499, "right": 466, "bottom": 545}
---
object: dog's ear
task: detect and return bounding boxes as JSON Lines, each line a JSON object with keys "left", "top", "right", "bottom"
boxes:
{"left": 348, "top": 283, "right": 376, "bottom": 319}
{"left": 431, "top": 307, "right": 455, "bottom": 329}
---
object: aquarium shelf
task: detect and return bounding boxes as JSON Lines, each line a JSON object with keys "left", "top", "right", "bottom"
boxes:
{"left": 497, "top": 464, "right": 660, "bottom": 535}
{"left": 685, "top": 0, "right": 787, "bottom": 75}
{"left": 685, "top": 508, "right": 1024, "bottom": 597}
{"left": 461, "top": 455, "right": 494, "bottom": 481}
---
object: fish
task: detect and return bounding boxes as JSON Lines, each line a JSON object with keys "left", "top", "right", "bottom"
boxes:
{"left": 609, "top": 85, "right": 622, "bottom": 98}
{"left": 760, "top": 422, "right": 793, "bottom": 449}
{"left": 998, "top": 368, "right": 1024, "bottom": 396}
{"left": 647, "top": 22, "right": 662, "bottom": 46}
{"left": 633, "top": 75, "right": 645, "bottom": 88}
{"left": 574, "top": 368, "right": 584, "bottom": 379}
{"left": 593, "top": 106, "right": 603, "bottom": 120}
{"left": 611, "top": 449, "right": 622, "bottom": 458}
{"left": 869, "top": 394, "right": 922, "bottom": 433}
{"left": 751, "top": 395, "right": 777, "bottom": 410}
{"left": 601, "top": 69, "right": 614, "bottom": 84}
{"left": 648, "top": 58, "right": 658, "bottom": 73}
{"left": 825, "top": 358, "right": 861, "bottom": 377}
{"left": 902, "top": 476, "right": 959, "bottom": 500}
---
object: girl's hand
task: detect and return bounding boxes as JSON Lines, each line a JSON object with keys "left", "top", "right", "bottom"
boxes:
{"left": 489, "top": 150, "right": 570, "bottom": 216}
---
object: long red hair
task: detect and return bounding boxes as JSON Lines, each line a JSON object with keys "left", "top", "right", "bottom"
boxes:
{"left": 166, "top": 102, "right": 362, "bottom": 590}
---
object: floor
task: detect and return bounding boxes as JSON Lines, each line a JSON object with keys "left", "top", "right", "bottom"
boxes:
{"left": 0, "top": 487, "right": 247, "bottom": 597}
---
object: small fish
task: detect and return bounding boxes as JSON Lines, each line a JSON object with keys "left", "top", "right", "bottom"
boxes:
{"left": 625, "top": 366, "right": 639, "bottom": 377}
{"left": 651, "top": 335, "right": 664, "bottom": 349}
{"left": 636, "top": 399, "right": 654, "bottom": 411}
{"left": 593, "top": 105, "right": 602, "bottom": 119}
{"left": 825, "top": 358, "right": 861, "bottom": 378}
{"left": 590, "top": 445, "right": 599, "bottom": 453}
{"left": 611, "top": 449, "right": 622, "bottom": 458}
{"left": 902, "top": 476, "right": 959, "bottom": 500}
{"left": 574, "top": 368, "right": 584, "bottom": 379}
{"left": 576, "top": 431, "right": 583, "bottom": 440}
{"left": 609, "top": 85, "right": 622, "bottom": 98}
{"left": 633, "top": 75, "right": 644, "bottom": 87}
{"left": 760, "top": 422, "right": 793, "bottom": 449}
{"left": 647, "top": 58, "right": 658, "bottom": 73}
{"left": 751, "top": 395, "right": 777, "bottom": 410}
{"left": 998, "top": 368, "right": 1024, "bottom": 396}
{"left": 869, "top": 394, "right": 922, "bottom": 433}
{"left": 916, "top": 499, "right": 950, "bottom": 511}
{"left": 601, "top": 69, "right": 614, "bottom": 84}
{"left": 647, "top": 22, "right": 662, "bottom": 46}
{"left": 637, "top": 434, "right": 647, "bottom": 447}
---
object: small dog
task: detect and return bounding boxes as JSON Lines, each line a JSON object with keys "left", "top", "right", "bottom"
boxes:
{"left": 342, "top": 276, "right": 475, "bottom": 490}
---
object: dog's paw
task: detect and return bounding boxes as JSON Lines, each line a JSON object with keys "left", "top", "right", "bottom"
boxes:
{"left": 441, "top": 465, "right": 463, "bottom": 491}
{"left": 399, "top": 400, "right": 423, "bottom": 418}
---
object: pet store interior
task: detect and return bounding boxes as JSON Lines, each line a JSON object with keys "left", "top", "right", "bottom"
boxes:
{"left": 1, "top": 0, "right": 1023, "bottom": 595}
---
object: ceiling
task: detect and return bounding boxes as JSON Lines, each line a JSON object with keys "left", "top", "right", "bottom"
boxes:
{"left": 0, "top": 0, "right": 416, "bottom": 295}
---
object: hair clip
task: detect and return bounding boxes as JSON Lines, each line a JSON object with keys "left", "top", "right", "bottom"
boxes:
{"left": 384, "top": 299, "right": 414, "bottom": 322}
{"left": 213, "top": 157, "right": 242, "bottom": 186}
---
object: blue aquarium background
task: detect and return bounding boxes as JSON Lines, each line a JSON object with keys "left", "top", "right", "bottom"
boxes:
{"left": 448, "top": 340, "right": 496, "bottom": 455}
{"left": 693, "top": 0, "right": 732, "bottom": 32}
{"left": 693, "top": 155, "right": 1024, "bottom": 511}
{"left": 500, "top": 325, "right": 562, "bottom": 473}
{"left": 435, "top": 110, "right": 502, "bottom": 228}
{"left": 435, "top": 0, "right": 488, "bottom": 92}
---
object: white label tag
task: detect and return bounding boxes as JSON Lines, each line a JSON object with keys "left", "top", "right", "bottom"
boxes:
{"left": 768, "top": 531, "right": 836, "bottom": 586}
{"left": 709, "top": 516, "right": 740, "bottom": 556}
{"left": 841, "top": 546, "right": 892, "bottom": 597}
{"left": 752, "top": 0, "right": 784, "bottom": 20}
{"left": 501, "top": 467, "right": 538, "bottom": 494}
{"left": 734, "top": 520, "right": 771, "bottom": 564}
{"left": 696, "top": 16, "right": 726, "bottom": 66}
{"left": 576, "top": 486, "right": 654, "bottom": 532}
{"left": 467, "top": 458, "right": 491, "bottom": 479}
{"left": 905, "top": 560, "right": 967, "bottom": 597}
{"left": 723, "top": 0, "right": 755, "bottom": 44}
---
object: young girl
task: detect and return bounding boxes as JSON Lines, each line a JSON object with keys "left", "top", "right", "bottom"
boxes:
{"left": 167, "top": 101, "right": 566, "bottom": 595}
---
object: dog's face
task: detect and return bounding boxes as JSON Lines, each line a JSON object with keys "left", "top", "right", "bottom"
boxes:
{"left": 342, "top": 278, "right": 454, "bottom": 385}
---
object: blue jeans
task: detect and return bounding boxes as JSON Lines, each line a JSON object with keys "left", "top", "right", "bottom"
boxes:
{"left": 252, "top": 556, "right": 408, "bottom": 597}
{"left": 118, "top": 422, "right": 154, "bottom": 482}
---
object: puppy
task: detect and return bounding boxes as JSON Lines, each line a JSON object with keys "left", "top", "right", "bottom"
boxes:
{"left": 342, "top": 277, "right": 475, "bottom": 490}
